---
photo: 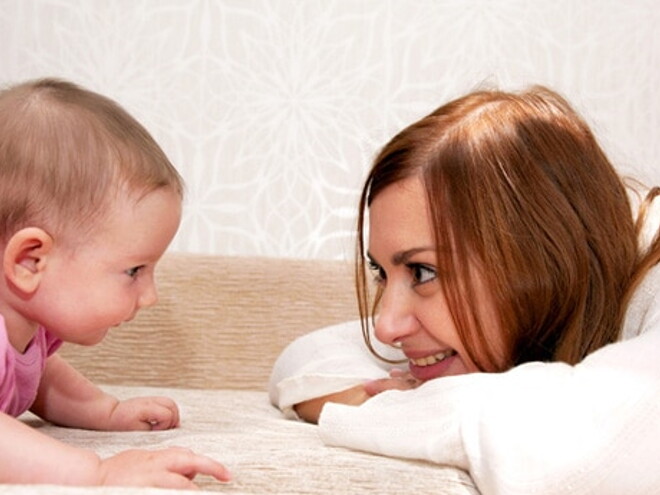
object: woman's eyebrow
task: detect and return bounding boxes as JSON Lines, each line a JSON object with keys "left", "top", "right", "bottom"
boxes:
{"left": 392, "top": 247, "right": 435, "bottom": 265}
{"left": 368, "top": 247, "right": 435, "bottom": 266}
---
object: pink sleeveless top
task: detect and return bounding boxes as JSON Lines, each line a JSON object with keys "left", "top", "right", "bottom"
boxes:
{"left": 0, "top": 316, "right": 62, "bottom": 416}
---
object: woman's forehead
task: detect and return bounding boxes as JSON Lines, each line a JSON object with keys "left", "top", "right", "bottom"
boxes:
{"left": 368, "top": 177, "right": 435, "bottom": 258}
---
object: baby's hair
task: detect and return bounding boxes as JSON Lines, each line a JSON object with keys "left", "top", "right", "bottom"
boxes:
{"left": 0, "top": 78, "right": 183, "bottom": 242}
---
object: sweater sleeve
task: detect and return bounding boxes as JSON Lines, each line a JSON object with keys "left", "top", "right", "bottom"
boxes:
{"left": 268, "top": 319, "right": 406, "bottom": 418}
{"left": 319, "top": 267, "right": 660, "bottom": 495}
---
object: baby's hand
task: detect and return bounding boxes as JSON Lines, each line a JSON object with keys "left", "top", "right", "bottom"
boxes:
{"left": 364, "top": 369, "right": 421, "bottom": 397}
{"left": 98, "top": 447, "right": 231, "bottom": 488}
{"left": 108, "top": 396, "right": 180, "bottom": 431}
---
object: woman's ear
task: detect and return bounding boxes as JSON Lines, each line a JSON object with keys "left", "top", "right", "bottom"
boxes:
{"left": 3, "top": 227, "right": 54, "bottom": 295}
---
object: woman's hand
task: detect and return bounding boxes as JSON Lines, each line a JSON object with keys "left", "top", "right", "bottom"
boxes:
{"left": 294, "top": 369, "right": 421, "bottom": 424}
{"left": 364, "top": 369, "right": 422, "bottom": 396}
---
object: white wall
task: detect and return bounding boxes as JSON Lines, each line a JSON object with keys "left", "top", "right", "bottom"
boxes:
{"left": 2, "top": 0, "right": 658, "bottom": 259}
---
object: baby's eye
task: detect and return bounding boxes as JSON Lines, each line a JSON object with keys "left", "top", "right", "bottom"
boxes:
{"left": 409, "top": 263, "right": 437, "bottom": 285}
{"left": 125, "top": 265, "right": 145, "bottom": 279}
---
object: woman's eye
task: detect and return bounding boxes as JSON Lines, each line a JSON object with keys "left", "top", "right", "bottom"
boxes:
{"left": 125, "top": 266, "right": 144, "bottom": 278}
{"left": 368, "top": 260, "right": 386, "bottom": 284}
{"left": 410, "top": 264, "right": 436, "bottom": 285}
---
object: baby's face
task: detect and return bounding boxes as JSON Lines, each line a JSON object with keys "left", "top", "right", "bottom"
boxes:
{"left": 30, "top": 187, "right": 182, "bottom": 345}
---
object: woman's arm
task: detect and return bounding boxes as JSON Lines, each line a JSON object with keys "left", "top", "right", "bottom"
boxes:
{"left": 269, "top": 320, "right": 406, "bottom": 421}
{"left": 318, "top": 281, "right": 660, "bottom": 495}
{"left": 320, "top": 333, "right": 660, "bottom": 494}
{"left": 294, "top": 385, "right": 370, "bottom": 423}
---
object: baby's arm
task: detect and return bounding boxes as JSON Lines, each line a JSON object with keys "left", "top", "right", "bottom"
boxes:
{"left": 1, "top": 411, "right": 231, "bottom": 486}
{"left": 31, "top": 353, "right": 178, "bottom": 431}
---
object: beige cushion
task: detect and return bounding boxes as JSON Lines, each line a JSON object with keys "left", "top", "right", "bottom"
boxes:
{"left": 59, "top": 253, "right": 358, "bottom": 390}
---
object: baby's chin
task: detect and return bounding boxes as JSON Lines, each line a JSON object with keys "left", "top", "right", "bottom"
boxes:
{"left": 73, "top": 328, "right": 111, "bottom": 346}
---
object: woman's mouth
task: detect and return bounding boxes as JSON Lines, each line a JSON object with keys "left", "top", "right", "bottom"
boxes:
{"left": 410, "top": 349, "right": 456, "bottom": 367}
{"left": 408, "top": 349, "right": 458, "bottom": 380}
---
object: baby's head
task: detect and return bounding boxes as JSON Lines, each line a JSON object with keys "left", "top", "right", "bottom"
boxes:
{"left": 0, "top": 78, "right": 184, "bottom": 246}
{"left": 0, "top": 79, "right": 184, "bottom": 345}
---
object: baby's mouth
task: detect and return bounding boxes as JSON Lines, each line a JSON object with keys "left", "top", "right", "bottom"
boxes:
{"left": 410, "top": 349, "right": 457, "bottom": 367}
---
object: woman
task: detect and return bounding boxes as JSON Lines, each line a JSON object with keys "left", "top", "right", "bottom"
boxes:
{"left": 269, "top": 86, "right": 660, "bottom": 494}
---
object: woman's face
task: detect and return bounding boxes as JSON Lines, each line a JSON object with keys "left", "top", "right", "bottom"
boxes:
{"left": 367, "top": 176, "right": 502, "bottom": 381}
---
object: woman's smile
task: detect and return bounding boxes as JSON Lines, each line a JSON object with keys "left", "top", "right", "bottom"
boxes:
{"left": 405, "top": 348, "right": 460, "bottom": 381}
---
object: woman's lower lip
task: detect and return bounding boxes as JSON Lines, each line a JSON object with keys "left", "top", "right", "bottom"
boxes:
{"left": 409, "top": 354, "right": 458, "bottom": 381}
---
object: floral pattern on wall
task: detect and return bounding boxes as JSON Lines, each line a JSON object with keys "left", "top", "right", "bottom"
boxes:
{"left": 2, "top": 0, "right": 659, "bottom": 258}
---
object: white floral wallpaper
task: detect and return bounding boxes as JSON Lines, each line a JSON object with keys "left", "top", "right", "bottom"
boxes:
{"left": 1, "top": 0, "right": 659, "bottom": 259}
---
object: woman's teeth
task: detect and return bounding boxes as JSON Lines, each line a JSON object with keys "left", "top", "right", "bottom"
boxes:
{"left": 411, "top": 350, "right": 456, "bottom": 367}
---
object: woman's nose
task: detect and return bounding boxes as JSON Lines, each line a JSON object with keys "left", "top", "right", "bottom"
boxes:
{"left": 374, "top": 284, "right": 418, "bottom": 346}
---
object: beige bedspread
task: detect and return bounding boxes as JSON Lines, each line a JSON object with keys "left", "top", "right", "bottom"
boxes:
{"left": 10, "top": 386, "right": 477, "bottom": 494}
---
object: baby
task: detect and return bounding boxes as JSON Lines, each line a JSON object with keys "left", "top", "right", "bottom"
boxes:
{"left": 0, "top": 78, "right": 230, "bottom": 487}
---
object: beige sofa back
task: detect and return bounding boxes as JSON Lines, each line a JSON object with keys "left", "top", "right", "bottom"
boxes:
{"left": 59, "top": 253, "right": 358, "bottom": 391}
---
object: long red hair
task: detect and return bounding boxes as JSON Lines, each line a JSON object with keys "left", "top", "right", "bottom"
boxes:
{"left": 357, "top": 86, "right": 659, "bottom": 370}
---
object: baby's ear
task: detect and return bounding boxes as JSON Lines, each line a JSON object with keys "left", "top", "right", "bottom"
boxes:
{"left": 3, "top": 227, "right": 54, "bottom": 295}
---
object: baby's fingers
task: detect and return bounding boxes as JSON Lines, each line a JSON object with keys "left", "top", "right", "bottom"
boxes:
{"left": 112, "top": 396, "right": 180, "bottom": 431}
{"left": 140, "top": 397, "right": 180, "bottom": 430}
{"left": 166, "top": 447, "right": 232, "bottom": 483}
{"left": 99, "top": 447, "right": 231, "bottom": 488}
